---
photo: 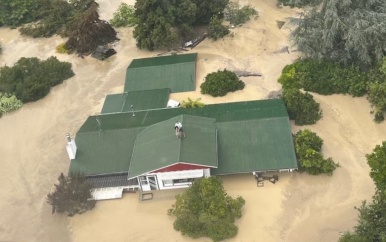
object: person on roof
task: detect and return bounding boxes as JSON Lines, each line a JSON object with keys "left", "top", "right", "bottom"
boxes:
{"left": 174, "top": 121, "right": 185, "bottom": 138}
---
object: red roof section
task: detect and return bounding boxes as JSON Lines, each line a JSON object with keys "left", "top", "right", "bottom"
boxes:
{"left": 153, "top": 163, "right": 210, "bottom": 173}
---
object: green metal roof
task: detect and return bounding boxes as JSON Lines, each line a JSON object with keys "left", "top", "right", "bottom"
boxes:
{"left": 128, "top": 115, "right": 218, "bottom": 178}
{"left": 212, "top": 118, "right": 297, "bottom": 175}
{"left": 68, "top": 128, "right": 144, "bottom": 176}
{"left": 124, "top": 53, "right": 197, "bottom": 93}
{"left": 79, "top": 99, "right": 288, "bottom": 133}
{"left": 72, "top": 99, "right": 297, "bottom": 176}
{"left": 101, "top": 89, "right": 170, "bottom": 114}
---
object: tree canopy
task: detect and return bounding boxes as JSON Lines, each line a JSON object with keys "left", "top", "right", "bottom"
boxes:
{"left": 366, "top": 141, "right": 386, "bottom": 192}
{"left": 339, "top": 141, "right": 386, "bottom": 241}
{"left": 294, "top": 129, "right": 338, "bottom": 175}
{"left": 0, "top": 57, "right": 74, "bottom": 102}
{"left": 289, "top": 0, "right": 386, "bottom": 68}
{"left": 47, "top": 173, "right": 96, "bottom": 216}
{"left": 133, "top": 0, "right": 229, "bottom": 50}
{"left": 282, "top": 88, "right": 322, "bottom": 125}
{"left": 200, "top": 69, "right": 245, "bottom": 97}
{"left": 168, "top": 177, "right": 245, "bottom": 242}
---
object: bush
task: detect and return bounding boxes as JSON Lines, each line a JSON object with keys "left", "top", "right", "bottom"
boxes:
{"left": 224, "top": 2, "right": 258, "bottom": 26}
{"left": 201, "top": 69, "right": 245, "bottom": 97}
{"left": 110, "top": 3, "right": 136, "bottom": 27}
{"left": 168, "top": 177, "right": 245, "bottom": 241}
{"left": 56, "top": 43, "right": 69, "bottom": 54}
{"left": 282, "top": 88, "right": 322, "bottom": 125}
{"left": 181, "top": 98, "right": 205, "bottom": 108}
{"left": 0, "top": 56, "right": 74, "bottom": 102}
{"left": 207, "top": 16, "right": 230, "bottom": 41}
{"left": 294, "top": 129, "right": 339, "bottom": 175}
{"left": 278, "top": 59, "right": 369, "bottom": 97}
{"left": 367, "top": 82, "right": 386, "bottom": 120}
{"left": 0, "top": 42, "right": 2, "bottom": 54}
{"left": 0, "top": 93, "right": 23, "bottom": 117}
{"left": 47, "top": 173, "right": 96, "bottom": 216}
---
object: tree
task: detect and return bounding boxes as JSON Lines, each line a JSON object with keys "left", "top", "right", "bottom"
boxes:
{"left": 0, "top": 0, "right": 44, "bottom": 27}
{"left": 368, "top": 82, "right": 386, "bottom": 123}
{"left": 168, "top": 177, "right": 245, "bottom": 242}
{"left": 282, "top": 88, "right": 322, "bottom": 125}
{"left": 65, "top": 7, "right": 118, "bottom": 54}
{"left": 289, "top": 0, "right": 386, "bottom": 68}
{"left": 207, "top": 16, "right": 230, "bottom": 41}
{"left": 294, "top": 129, "right": 339, "bottom": 175}
{"left": 224, "top": 2, "right": 258, "bottom": 26}
{"left": 133, "top": 0, "right": 179, "bottom": 50}
{"left": 181, "top": 97, "right": 205, "bottom": 108}
{"left": 201, "top": 69, "right": 244, "bottom": 97}
{"left": 47, "top": 173, "right": 96, "bottom": 216}
{"left": 0, "top": 57, "right": 74, "bottom": 102}
{"left": 109, "top": 3, "right": 136, "bottom": 27}
{"left": 366, "top": 141, "right": 386, "bottom": 192}
{"left": 132, "top": 0, "right": 230, "bottom": 50}
{"left": 277, "top": 0, "right": 321, "bottom": 8}
{"left": 191, "top": 0, "right": 229, "bottom": 25}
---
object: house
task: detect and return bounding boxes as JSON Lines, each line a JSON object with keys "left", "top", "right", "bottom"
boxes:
{"left": 67, "top": 53, "right": 298, "bottom": 200}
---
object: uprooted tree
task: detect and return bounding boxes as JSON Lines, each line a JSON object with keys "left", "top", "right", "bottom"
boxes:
{"left": 168, "top": 177, "right": 245, "bottom": 242}
{"left": 47, "top": 173, "right": 96, "bottom": 216}
{"left": 65, "top": 7, "right": 118, "bottom": 54}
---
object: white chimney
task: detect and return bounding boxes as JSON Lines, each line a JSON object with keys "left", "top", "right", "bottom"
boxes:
{"left": 66, "top": 133, "right": 77, "bottom": 160}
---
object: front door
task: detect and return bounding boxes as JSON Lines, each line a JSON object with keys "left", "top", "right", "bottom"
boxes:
{"left": 148, "top": 176, "right": 158, "bottom": 190}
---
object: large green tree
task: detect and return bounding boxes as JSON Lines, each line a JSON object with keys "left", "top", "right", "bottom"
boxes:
{"left": 168, "top": 177, "right": 245, "bottom": 242}
{"left": 290, "top": 0, "right": 386, "bottom": 68}
{"left": 47, "top": 173, "right": 96, "bottom": 216}
{"left": 366, "top": 141, "right": 386, "bottom": 192}
{"left": 0, "top": 57, "right": 74, "bottom": 102}
{"left": 191, "top": 0, "right": 229, "bottom": 25}
{"left": 133, "top": 0, "right": 179, "bottom": 50}
{"left": 339, "top": 141, "right": 386, "bottom": 241}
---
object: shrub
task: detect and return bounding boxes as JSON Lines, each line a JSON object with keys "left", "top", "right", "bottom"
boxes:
{"left": 0, "top": 93, "right": 23, "bottom": 117}
{"left": 47, "top": 173, "right": 96, "bottom": 216}
{"left": 201, "top": 69, "right": 245, "bottom": 97}
{"left": 110, "top": 3, "right": 136, "bottom": 27}
{"left": 368, "top": 82, "right": 386, "bottom": 120}
{"left": 0, "top": 56, "right": 74, "bottom": 102}
{"left": 207, "top": 16, "right": 230, "bottom": 41}
{"left": 294, "top": 129, "right": 339, "bottom": 175}
{"left": 224, "top": 2, "right": 258, "bottom": 26}
{"left": 0, "top": 42, "right": 2, "bottom": 54}
{"left": 278, "top": 59, "right": 369, "bottom": 97}
{"left": 181, "top": 98, "right": 205, "bottom": 108}
{"left": 282, "top": 88, "right": 322, "bottom": 125}
{"left": 168, "top": 177, "right": 245, "bottom": 241}
{"left": 56, "top": 43, "right": 69, "bottom": 54}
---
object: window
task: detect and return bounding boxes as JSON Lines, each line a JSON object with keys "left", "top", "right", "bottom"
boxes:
{"left": 162, "top": 178, "right": 196, "bottom": 187}
{"left": 139, "top": 176, "right": 148, "bottom": 185}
